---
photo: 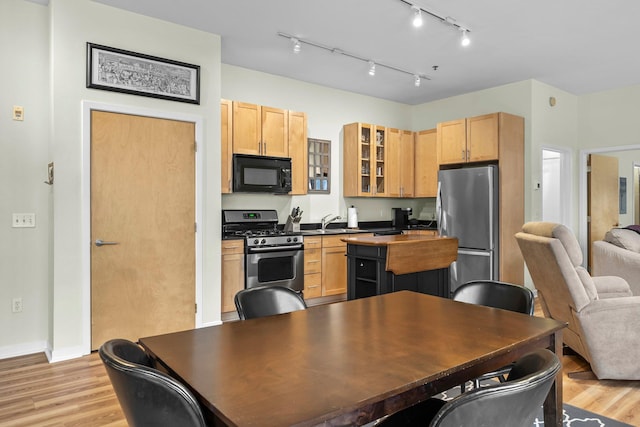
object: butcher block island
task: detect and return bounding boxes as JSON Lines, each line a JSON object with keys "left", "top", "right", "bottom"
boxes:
{"left": 342, "top": 234, "right": 458, "bottom": 300}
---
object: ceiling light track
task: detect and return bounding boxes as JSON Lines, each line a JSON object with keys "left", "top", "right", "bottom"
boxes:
{"left": 277, "top": 32, "right": 431, "bottom": 84}
{"left": 399, "top": 0, "right": 472, "bottom": 45}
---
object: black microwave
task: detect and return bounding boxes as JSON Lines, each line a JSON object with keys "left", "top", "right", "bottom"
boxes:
{"left": 233, "top": 154, "right": 292, "bottom": 194}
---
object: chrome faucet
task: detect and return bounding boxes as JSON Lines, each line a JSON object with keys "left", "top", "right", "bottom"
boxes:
{"left": 321, "top": 214, "right": 341, "bottom": 230}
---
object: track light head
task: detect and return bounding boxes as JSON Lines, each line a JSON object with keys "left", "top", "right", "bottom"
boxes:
{"left": 414, "top": 75, "right": 421, "bottom": 87}
{"left": 411, "top": 6, "right": 423, "bottom": 27}
{"left": 460, "top": 30, "right": 470, "bottom": 47}
{"left": 291, "top": 38, "right": 301, "bottom": 53}
{"left": 368, "top": 61, "right": 376, "bottom": 76}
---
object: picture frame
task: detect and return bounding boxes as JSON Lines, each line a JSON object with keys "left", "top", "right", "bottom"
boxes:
{"left": 86, "top": 43, "right": 200, "bottom": 104}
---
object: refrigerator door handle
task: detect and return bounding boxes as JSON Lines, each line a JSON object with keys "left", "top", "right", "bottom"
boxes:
{"left": 436, "top": 181, "right": 442, "bottom": 235}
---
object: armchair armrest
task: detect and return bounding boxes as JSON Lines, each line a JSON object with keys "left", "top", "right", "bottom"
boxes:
{"left": 592, "top": 275, "right": 632, "bottom": 299}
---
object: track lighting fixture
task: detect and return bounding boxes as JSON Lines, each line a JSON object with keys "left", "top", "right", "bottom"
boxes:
{"left": 399, "top": 0, "right": 471, "bottom": 46}
{"left": 368, "top": 61, "right": 376, "bottom": 76}
{"left": 460, "top": 30, "right": 470, "bottom": 47}
{"left": 277, "top": 32, "right": 430, "bottom": 88}
{"left": 291, "top": 38, "right": 301, "bottom": 53}
{"left": 411, "top": 5, "right": 423, "bottom": 28}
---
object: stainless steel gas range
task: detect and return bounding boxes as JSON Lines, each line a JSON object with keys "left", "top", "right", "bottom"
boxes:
{"left": 222, "top": 209, "right": 304, "bottom": 292}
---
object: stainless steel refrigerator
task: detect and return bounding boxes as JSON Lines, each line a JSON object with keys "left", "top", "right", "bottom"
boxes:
{"left": 437, "top": 165, "right": 499, "bottom": 295}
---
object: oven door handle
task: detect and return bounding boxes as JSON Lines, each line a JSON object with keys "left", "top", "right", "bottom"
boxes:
{"left": 247, "top": 244, "right": 304, "bottom": 253}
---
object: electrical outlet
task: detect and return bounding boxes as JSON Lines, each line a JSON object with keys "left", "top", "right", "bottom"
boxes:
{"left": 12, "top": 213, "right": 36, "bottom": 228}
{"left": 12, "top": 298, "right": 23, "bottom": 313}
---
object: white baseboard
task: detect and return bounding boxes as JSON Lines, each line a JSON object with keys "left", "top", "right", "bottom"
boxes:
{"left": 47, "top": 344, "right": 89, "bottom": 363}
{"left": 0, "top": 340, "right": 48, "bottom": 360}
{"left": 201, "top": 320, "right": 223, "bottom": 328}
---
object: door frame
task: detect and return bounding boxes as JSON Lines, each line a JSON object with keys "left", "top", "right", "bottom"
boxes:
{"left": 81, "top": 101, "right": 204, "bottom": 355}
{"left": 579, "top": 144, "right": 640, "bottom": 265}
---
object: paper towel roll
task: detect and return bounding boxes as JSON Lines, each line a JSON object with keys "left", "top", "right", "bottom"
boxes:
{"left": 347, "top": 207, "right": 358, "bottom": 228}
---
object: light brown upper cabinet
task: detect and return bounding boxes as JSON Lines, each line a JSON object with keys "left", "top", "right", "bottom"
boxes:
{"left": 232, "top": 101, "right": 288, "bottom": 157}
{"left": 387, "top": 128, "right": 415, "bottom": 198}
{"left": 438, "top": 113, "right": 500, "bottom": 165}
{"left": 414, "top": 128, "right": 438, "bottom": 197}
{"left": 221, "top": 99, "right": 233, "bottom": 194}
{"left": 343, "top": 122, "right": 387, "bottom": 197}
{"left": 288, "top": 110, "right": 308, "bottom": 195}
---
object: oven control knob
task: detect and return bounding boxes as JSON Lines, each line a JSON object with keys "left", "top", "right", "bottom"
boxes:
{"left": 261, "top": 239, "right": 266, "bottom": 245}
{"left": 287, "top": 237, "right": 292, "bottom": 243}
{"left": 292, "top": 237, "right": 298, "bottom": 242}
{"left": 253, "top": 239, "right": 259, "bottom": 245}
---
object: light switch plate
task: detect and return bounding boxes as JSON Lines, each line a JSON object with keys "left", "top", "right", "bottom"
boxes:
{"left": 12, "top": 106, "right": 24, "bottom": 121}
{"left": 12, "top": 213, "right": 36, "bottom": 228}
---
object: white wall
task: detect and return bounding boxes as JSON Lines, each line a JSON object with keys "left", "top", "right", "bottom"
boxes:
{"left": 0, "top": 0, "right": 50, "bottom": 358}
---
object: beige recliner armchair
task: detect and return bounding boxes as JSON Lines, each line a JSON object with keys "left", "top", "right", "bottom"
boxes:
{"left": 515, "top": 222, "right": 640, "bottom": 380}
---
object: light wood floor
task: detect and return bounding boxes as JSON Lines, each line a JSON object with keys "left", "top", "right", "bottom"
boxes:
{"left": 1, "top": 316, "right": 639, "bottom": 426}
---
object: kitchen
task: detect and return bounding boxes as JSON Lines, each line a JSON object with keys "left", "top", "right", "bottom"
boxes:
{"left": 221, "top": 94, "right": 524, "bottom": 317}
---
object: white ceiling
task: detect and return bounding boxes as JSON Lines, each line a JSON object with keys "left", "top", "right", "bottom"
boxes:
{"left": 94, "top": 0, "right": 640, "bottom": 105}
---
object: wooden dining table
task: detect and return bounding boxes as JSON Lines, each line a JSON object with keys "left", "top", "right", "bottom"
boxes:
{"left": 139, "top": 291, "right": 566, "bottom": 427}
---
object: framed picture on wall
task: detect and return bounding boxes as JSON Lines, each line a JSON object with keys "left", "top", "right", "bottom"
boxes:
{"left": 86, "top": 43, "right": 200, "bottom": 104}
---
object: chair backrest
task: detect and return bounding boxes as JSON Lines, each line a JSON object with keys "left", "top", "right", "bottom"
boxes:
{"left": 515, "top": 222, "right": 594, "bottom": 359}
{"left": 429, "top": 349, "right": 560, "bottom": 427}
{"left": 234, "top": 285, "right": 307, "bottom": 320}
{"left": 453, "top": 280, "right": 534, "bottom": 315}
{"left": 99, "top": 339, "right": 207, "bottom": 427}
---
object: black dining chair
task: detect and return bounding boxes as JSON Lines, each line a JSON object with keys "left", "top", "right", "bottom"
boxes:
{"left": 99, "top": 338, "right": 208, "bottom": 427}
{"left": 378, "top": 348, "right": 560, "bottom": 427}
{"left": 453, "top": 279, "right": 535, "bottom": 391}
{"left": 234, "top": 285, "right": 307, "bottom": 320}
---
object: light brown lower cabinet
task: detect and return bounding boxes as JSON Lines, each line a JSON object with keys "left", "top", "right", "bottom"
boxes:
{"left": 304, "top": 236, "right": 322, "bottom": 298}
{"left": 221, "top": 239, "right": 245, "bottom": 313}
{"left": 321, "top": 235, "right": 348, "bottom": 296}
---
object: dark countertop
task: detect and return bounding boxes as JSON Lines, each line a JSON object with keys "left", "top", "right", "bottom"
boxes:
{"left": 222, "top": 220, "right": 437, "bottom": 239}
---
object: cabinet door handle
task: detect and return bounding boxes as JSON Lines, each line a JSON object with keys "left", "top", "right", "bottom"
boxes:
{"left": 466, "top": 149, "right": 470, "bottom": 160}
{"left": 461, "top": 150, "right": 465, "bottom": 160}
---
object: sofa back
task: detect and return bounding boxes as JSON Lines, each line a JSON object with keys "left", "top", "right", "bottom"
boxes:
{"left": 604, "top": 228, "right": 640, "bottom": 253}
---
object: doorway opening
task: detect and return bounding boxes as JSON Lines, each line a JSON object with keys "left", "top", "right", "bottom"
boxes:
{"left": 541, "top": 147, "right": 572, "bottom": 226}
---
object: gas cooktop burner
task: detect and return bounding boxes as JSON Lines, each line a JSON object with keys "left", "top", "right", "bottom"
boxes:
{"left": 222, "top": 209, "right": 303, "bottom": 247}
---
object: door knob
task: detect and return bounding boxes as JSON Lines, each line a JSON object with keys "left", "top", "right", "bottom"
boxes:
{"left": 95, "top": 239, "right": 119, "bottom": 247}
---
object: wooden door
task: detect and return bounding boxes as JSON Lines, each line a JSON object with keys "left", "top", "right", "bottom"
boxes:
{"left": 588, "top": 154, "right": 619, "bottom": 270}
{"left": 261, "top": 106, "right": 288, "bottom": 157}
{"left": 467, "top": 113, "right": 499, "bottom": 162}
{"left": 414, "top": 129, "right": 438, "bottom": 197}
{"left": 221, "top": 99, "right": 233, "bottom": 193}
{"left": 91, "top": 111, "right": 195, "bottom": 350}
{"left": 232, "top": 101, "right": 261, "bottom": 155}
{"left": 437, "top": 118, "right": 467, "bottom": 164}
{"left": 386, "top": 128, "right": 401, "bottom": 197}
{"left": 399, "top": 130, "right": 415, "bottom": 197}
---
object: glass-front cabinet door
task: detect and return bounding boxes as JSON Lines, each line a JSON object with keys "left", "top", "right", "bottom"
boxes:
{"left": 343, "top": 122, "right": 386, "bottom": 197}
{"left": 373, "top": 126, "right": 386, "bottom": 196}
